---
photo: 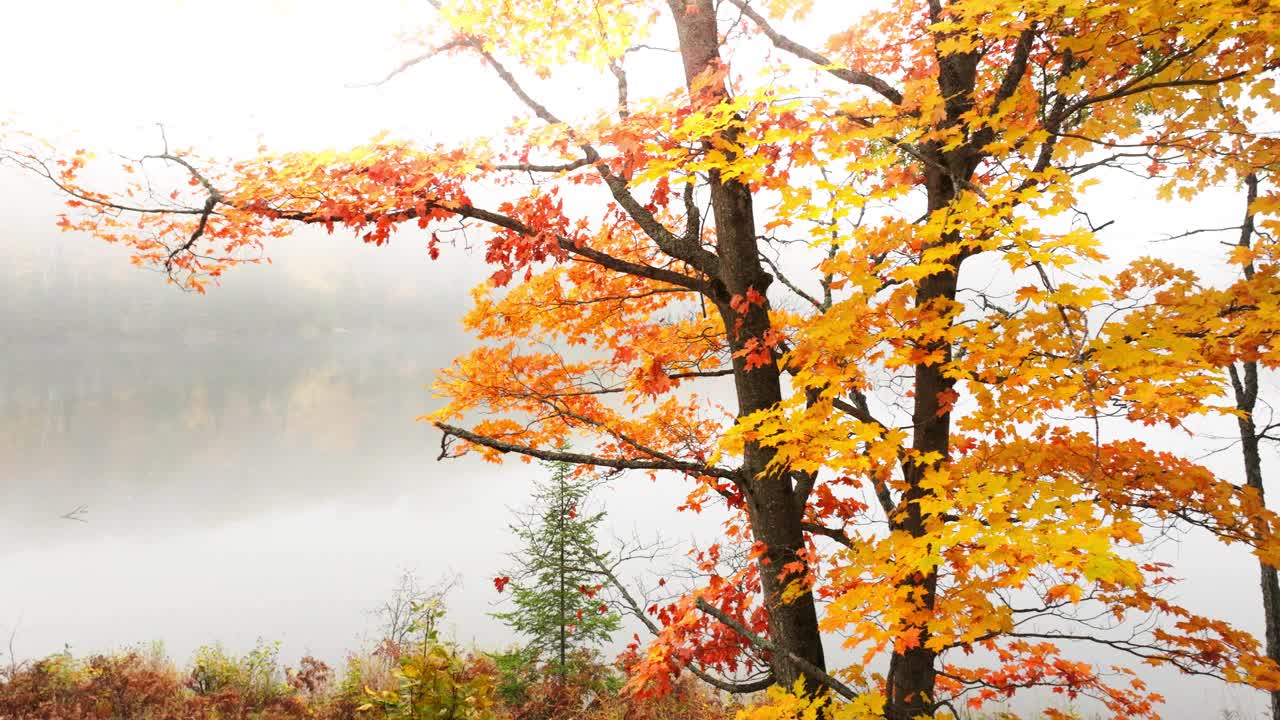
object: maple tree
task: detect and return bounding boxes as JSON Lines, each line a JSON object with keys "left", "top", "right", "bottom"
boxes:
{"left": 11, "top": 0, "right": 1280, "bottom": 717}
{"left": 1231, "top": 174, "right": 1280, "bottom": 720}
{"left": 1179, "top": 173, "right": 1280, "bottom": 720}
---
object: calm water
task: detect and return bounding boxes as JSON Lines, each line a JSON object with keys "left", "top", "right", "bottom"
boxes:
{"left": 0, "top": 221, "right": 568, "bottom": 667}
{"left": 0, "top": 333, "right": 532, "bottom": 658}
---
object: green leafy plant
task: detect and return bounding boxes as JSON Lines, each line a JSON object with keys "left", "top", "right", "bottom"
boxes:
{"left": 356, "top": 589, "right": 498, "bottom": 720}
{"left": 187, "top": 639, "right": 291, "bottom": 707}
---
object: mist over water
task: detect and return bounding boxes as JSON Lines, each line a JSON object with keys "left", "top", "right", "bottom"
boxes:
{"left": 0, "top": 205, "right": 709, "bottom": 679}
{"left": 0, "top": 214, "right": 518, "bottom": 662}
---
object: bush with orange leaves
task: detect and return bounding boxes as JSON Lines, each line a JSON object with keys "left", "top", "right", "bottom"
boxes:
{"left": 0, "top": 644, "right": 315, "bottom": 720}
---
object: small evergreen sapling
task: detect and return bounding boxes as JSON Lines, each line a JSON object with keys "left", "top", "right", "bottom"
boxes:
{"left": 493, "top": 457, "right": 620, "bottom": 680}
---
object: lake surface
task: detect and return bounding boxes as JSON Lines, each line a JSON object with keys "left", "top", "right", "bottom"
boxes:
{"left": 0, "top": 330, "right": 552, "bottom": 665}
{"left": 0, "top": 220, "right": 702, "bottom": 669}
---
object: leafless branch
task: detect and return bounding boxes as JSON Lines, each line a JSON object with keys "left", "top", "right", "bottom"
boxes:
{"left": 724, "top": 0, "right": 902, "bottom": 104}
{"left": 346, "top": 39, "right": 469, "bottom": 88}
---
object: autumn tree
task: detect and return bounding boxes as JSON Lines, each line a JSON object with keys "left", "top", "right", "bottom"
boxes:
{"left": 1231, "top": 174, "right": 1280, "bottom": 720}
{"left": 1153, "top": 171, "right": 1280, "bottom": 720}
{"left": 12, "top": 1, "right": 1280, "bottom": 718}
{"left": 492, "top": 457, "right": 620, "bottom": 679}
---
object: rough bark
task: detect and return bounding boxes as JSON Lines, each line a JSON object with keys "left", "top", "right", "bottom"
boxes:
{"left": 1238, "top": 401, "right": 1280, "bottom": 720}
{"left": 668, "top": 0, "right": 827, "bottom": 692}
{"left": 1231, "top": 173, "right": 1280, "bottom": 720}
{"left": 886, "top": 172, "right": 961, "bottom": 718}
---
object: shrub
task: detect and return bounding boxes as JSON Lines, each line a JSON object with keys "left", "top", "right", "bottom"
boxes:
{"left": 187, "top": 639, "right": 292, "bottom": 707}
{"left": 0, "top": 636, "right": 737, "bottom": 720}
{"left": 358, "top": 639, "right": 499, "bottom": 720}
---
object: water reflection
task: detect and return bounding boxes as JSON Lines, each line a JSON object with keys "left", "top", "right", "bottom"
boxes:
{"left": 0, "top": 334, "right": 460, "bottom": 546}
{"left": 0, "top": 219, "right": 546, "bottom": 666}
{"left": 0, "top": 217, "right": 704, "bottom": 679}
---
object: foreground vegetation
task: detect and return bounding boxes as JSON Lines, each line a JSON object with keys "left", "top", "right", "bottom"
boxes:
{"left": 0, "top": 636, "right": 735, "bottom": 720}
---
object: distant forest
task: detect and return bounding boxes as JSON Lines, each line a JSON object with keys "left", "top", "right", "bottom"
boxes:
{"left": 1, "top": 235, "right": 451, "bottom": 345}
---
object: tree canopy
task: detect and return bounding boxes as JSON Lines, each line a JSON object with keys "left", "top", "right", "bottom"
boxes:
{"left": 9, "top": 1, "right": 1280, "bottom": 718}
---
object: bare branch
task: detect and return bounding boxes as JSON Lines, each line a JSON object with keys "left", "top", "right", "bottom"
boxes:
{"left": 346, "top": 39, "right": 469, "bottom": 88}
{"left": 759, "top": 250, "right": 822, "bottom": 309}
{"left": 725, "top": 0, "right": 903, "bottom": 104}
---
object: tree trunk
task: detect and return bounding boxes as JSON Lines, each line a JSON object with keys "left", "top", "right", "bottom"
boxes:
{"left": 1241, "top": 416, "right": 1280, "bottom": 720}
{"left": 1232, "top": 361, "right": 1280, "bottom": 720}
{"left": 1232, "top": 174, "right": 1280, "bottom": 720}
{"left": 667, "top": 0, "right": 827, "bottom": 692}
{"left": 885, "top": 158, "right": 968, "bottom": 718}
{"left": 880, "top": 24, "right": 986, "bottom": 712}
{"left": 558, "top": 479, "right": 568, "bottom": 678}
{"left": 886, "top": 264, "right": 955, "bottom": 718}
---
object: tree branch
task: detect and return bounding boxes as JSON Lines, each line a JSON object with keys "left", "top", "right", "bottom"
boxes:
{"left": 270, "top": 200, "right": 710, "bottom": 293}
{"left": 695, "top": 597, "right": 855, "bottom": 699}
{"left": 436, "top": 422, "right": 738, "bottom": 479}
{"left": 490, "top": 158, "right": 593, "bottom": 174}
{"left": 346, "top": 39, "right": 469, "bottom": 88}
{"left": 590, "top": 550, "right": 774, "bottom": 693}
{"left": 802, "top": 522, "right": 853, "bottom": 548}
{"left": 725, "top": 0, "right": 902, "bottom": 104}
{"left": 430, "top": 7, "right": 721, "bottom": 278}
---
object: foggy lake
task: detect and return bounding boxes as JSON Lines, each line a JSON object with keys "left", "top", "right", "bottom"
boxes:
{"left": 0, "top": 217, "right": 706, "bottom": 672}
